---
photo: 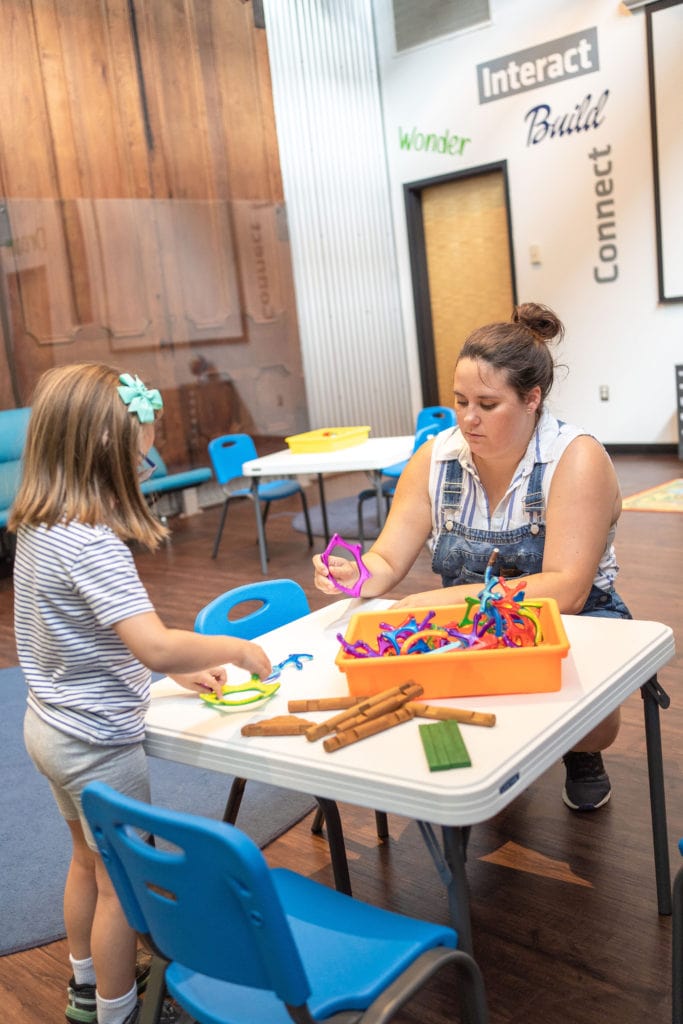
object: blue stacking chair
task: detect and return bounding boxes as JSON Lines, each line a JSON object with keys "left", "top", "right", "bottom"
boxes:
{"left": 208, "top": 434, "right": 313, "bottom": 560}
{"left": 195, "top": 579, "right": 388, "bottom": 887}
{"left": 82, "top": 781, "right": 489, "bottom": 1024}
{"left": 356, "top": 421, "right": 450, "bottom": 547}
{"left": 380, "top": 405, "right": 457, "bottom": 483}
{"left": 415, "top": 403, "right": 457, "bottom": 435}
{"left": 194, "top": 580, "right": 311, "bottom": 825}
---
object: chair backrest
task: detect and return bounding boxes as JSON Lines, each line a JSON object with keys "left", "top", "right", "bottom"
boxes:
{"left": 208, "top": 434, "right": 258, "bottom": 487}
{"left": 194, "top": 579, "right": 310, "bottom": 638}
{"left": 81, "top": 781, "right": 311, "bottom": 1006}
{"left": 0, "top": 407, "right": 32, "bottom": 517}
{"left": 0, "top": 407, "right": 31, "bottom": 464}
{"left": 411, "top": 422, "right": 445, "bottom": 452}
{"left": 415, "top": 405, "right": 456, "bottom": 434}
{"left": 145, "top": 445, "right": 168, "bottom": 479}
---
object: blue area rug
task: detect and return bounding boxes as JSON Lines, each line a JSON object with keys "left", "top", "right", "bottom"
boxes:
{"left": 0, "top": 666, "right": 316, "bottom": 955}
{"left": 292, "top": 495, "right": 384, "bottom": 540}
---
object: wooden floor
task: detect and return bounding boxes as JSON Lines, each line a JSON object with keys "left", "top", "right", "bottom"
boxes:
{"left": 1, "top": 452, "right": 682, "bottom": 1023}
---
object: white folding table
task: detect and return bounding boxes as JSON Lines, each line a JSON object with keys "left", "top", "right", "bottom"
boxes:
{"left": 241, "top": 436, "right": 414, "bottom": 572}
{"left": 144, "top": 598, "right": 675, "bottom": 953}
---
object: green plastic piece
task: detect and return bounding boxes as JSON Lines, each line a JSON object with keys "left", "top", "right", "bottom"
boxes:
{"left": 418, "top": 720, "right": 472, "bottom": 771}
{"left": 200, "top": 676, "right": 280, "bottom": 707}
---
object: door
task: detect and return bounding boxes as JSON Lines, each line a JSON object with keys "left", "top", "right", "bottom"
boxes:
{"left": 404, "top": 162, "right": 517, "bottom": 407}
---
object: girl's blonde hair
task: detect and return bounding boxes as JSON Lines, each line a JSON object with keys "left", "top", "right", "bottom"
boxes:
{"left": 9, "top": 362, "right": 168, "bottom": 549}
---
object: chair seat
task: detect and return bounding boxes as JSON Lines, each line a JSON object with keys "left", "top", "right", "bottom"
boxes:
{"left": 225, "top": 479, "right": 307, "bottom": 502}
{"left": 167, "top": 866, "right": 456, "bottom": 1023}
{"left": 140, "top": 466, "right": 213, "bottom": 496}
{"left": 253, "top": 479, "right": 305, "bottom": 501}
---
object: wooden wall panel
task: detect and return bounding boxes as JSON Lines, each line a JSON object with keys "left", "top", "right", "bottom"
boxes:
{"left": 0, "top": 0, "right": 309, "bottom": 465}
{"left": 0, "top": 6, "right": 58, "bottom": 197}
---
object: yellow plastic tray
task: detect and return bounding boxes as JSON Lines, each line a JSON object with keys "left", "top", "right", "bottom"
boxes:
{"left": 335, "top": 600, "right": 570, "bottom": 699}
{"left": 285, "top": 426, "right": 370, "bottom": 453}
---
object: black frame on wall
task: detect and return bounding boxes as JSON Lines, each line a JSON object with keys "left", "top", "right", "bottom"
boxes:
{"left": 403, "top": 160, "right": 518, "bottom": 406}
{"left": 646, "top": 0, "right": 683, "bottom": 303}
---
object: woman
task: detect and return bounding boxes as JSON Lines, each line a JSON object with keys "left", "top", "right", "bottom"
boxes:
{"left": 314, "top": 302, "right": 630, "bottom": 812}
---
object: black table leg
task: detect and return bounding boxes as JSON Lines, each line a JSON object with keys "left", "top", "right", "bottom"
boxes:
{"left": 418, "top": 821, "right": 473, "bottom": 954}
{"left": 314, "top": 796, "right": 352, "bottom": 895}
{"left": 317, "top": 473, "right": 330, "bottom": 545}
{"left": 641, "top": 674, "right": 672, "bottom": 915}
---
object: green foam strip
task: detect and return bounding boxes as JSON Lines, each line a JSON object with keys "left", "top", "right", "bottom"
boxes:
{"left": 419, "top": 720, "right": 472, "bottom": 771}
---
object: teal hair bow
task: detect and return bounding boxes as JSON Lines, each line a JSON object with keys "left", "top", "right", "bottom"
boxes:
{"left": 117, "top": 374, "right": 163, "bottom": 424}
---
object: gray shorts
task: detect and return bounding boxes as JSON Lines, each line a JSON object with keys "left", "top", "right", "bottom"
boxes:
{"left": 24, "top": 706, "right": 150, "bottom": 851}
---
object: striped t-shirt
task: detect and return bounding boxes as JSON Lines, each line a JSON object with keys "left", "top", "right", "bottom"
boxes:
{"left": 14, "top": 520, "right": 154, "bottom": 745}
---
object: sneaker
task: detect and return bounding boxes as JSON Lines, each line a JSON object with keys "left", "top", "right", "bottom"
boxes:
{"left": 562, "top": 751, "right": 611, "bottom": 811}
{"left": 65, "top": 951, "right": 152, "bottom": 1023}
{"left": 65, "top": 980, "right": 96, "bottom": 1023}
{"left": 120, "top": 998, "right": 182, "bottom": 1024}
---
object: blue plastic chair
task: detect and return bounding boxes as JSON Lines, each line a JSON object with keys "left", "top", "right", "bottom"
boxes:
{"left": 356, "top": 422, "right": 447, "bottom": 547}
{"left": 81, "top": 781, "right": 489, "bottom": 1024}
{"left": 195, "top": 579, "right": 385, "bottom": 887}
{"left": 380, "top": 405, "right": 457, "bottom": 482}
{"left": 195, "top": 579, "right": 311, "bottom": 825}
{"left": 194, "top": 578, "right": 310, "bottom": 639}
{"left": 415, "top": 404, "right": 457, "bottom": 435}
{"left": 208, "top": 434, "right": 313, "bottom": 560}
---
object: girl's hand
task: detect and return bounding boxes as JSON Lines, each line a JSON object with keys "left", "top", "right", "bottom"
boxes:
{"left": 313, "top": 552, "right": 359, "bottom": 595}
{"left": 230, "top": 640, "right": 272, "bottom": 681}
{"left": 171, "top": 668, "right": 227, "bottom": 698}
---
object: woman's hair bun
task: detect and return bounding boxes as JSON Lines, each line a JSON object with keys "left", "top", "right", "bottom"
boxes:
{"left": 512, "top": 302, "right": 564, "bottom": 343}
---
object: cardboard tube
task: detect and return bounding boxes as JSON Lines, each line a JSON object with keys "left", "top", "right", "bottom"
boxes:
{"left": 408, "top": 702, "right": 496, "bottom": 728}
{"left": 323, "top": 705, "right": 415, "bottom": 752}
{"left": 288, "top": 696, "right": 366, "bottom": 713}
{"left": 337, "top": 683, "right": 423, "bottom": 732}
{"left": 305, "top": 682, "right": 418, "bottom": 742}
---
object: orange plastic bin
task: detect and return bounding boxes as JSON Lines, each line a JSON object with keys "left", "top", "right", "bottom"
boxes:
{"left": 334, "top": 600, "right": 570, "bottom": 699}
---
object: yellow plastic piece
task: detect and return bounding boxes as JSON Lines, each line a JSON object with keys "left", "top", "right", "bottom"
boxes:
{"left": 284, "top": 427, "right": 370, "bottom": 453}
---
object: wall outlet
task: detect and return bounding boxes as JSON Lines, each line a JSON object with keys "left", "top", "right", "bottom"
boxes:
{"left": 599, "top": 385, "right": 609, "bottom": 401}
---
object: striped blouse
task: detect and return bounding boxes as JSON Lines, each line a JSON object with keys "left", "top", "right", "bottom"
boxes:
{"left": 14, "top": 520, "right": 154, "bottom": 745}
{"left": 427, "top": 408, "right": 619, "bottom": 590}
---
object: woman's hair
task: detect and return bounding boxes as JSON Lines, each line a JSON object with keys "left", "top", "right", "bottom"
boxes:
{"left": 457, "top": 302, "right": 565, "bottom": 404}
{"left": 9, "top": 362, "right": 168, "bottom": 549}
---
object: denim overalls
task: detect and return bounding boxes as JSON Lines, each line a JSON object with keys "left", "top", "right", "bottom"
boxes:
{"left": 431, "top": 458, "right": 631, "bottom": 620}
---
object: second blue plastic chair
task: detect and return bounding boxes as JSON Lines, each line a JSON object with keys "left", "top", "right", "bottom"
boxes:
{"left": 195, "top": 580, "right": 311, "bottom": 824}
{"left": 208, "top": 434, "right": 313, "bottom": 560}
{"left": 356, "top": 420, "right": 453, "bottom": 546}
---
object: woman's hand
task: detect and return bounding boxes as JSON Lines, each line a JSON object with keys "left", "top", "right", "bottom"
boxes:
{"left": 312, "top": 552, "right": 359, "bottom": 596}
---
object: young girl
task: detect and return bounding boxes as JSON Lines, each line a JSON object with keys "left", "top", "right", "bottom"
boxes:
{"left": 9, "top": 362, "right": 272, "bottom": 1024}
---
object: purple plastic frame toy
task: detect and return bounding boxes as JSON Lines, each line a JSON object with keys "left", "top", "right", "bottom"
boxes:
{"left": 320, "top": 532, "right": 372, "bottom": 597}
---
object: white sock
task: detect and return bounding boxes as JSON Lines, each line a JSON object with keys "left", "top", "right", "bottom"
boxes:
{"left": 69, "top": 953, "right": 96, "bottom": 986}
{"left": 96, "top": 983, "right": 138, "bottom": 1024}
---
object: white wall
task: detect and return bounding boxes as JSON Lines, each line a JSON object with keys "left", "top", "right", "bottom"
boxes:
{"left": 373, "top": 0, "right": 683, "bottom": 444}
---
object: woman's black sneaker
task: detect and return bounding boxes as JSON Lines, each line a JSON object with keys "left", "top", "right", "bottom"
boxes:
{"left": 562, "top": 751, "right": 611, "bottom": 811}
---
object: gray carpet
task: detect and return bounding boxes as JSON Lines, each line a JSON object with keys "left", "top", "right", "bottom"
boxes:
{"left": 0, "top": 666, "right": 316, "bottom": 955}
{"left": 292, "top": 494, "right": 386, "bottom": 540}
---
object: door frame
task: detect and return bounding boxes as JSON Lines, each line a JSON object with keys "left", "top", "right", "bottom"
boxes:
{"left": 403, "top": 160, "right": 518, "bottom": 406}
